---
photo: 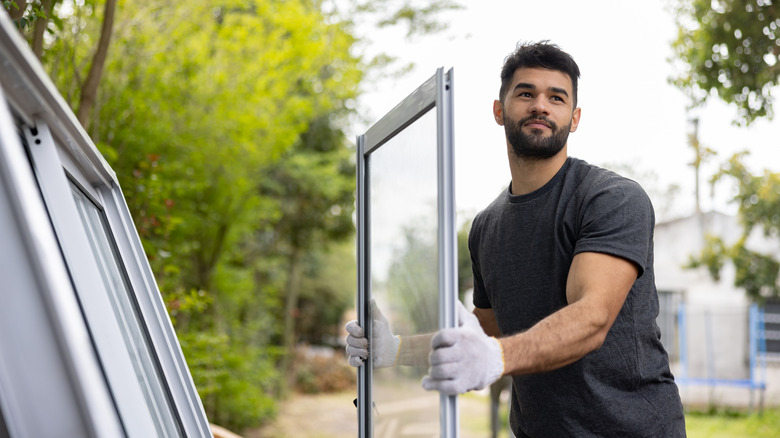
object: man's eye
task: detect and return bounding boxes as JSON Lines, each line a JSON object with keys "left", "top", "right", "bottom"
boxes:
{"left": 552, "top": 96, "right": 565, "bottom": 102}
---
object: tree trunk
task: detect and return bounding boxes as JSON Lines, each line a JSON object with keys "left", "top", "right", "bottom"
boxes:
{"left": 280, "top": 246, "right": 304, "bottom": 394}
{"left": 76, "top": 0, "right": 116, "bottom": 129}
{"left": 31, "top": 0, "right": 53, "bottom": 59}
{"left": 8, "top": 0, "right": 27, "bottom": 21}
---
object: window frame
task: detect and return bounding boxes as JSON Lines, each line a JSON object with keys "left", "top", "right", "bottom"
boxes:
{"left": 0, "top": 81, "right": 124, "bottom": 438}
{"left": 0, "top": 11, "right": 211, "bottom": 438}
{"left": 356, "top": 67, "right": 459, "bottom": 438}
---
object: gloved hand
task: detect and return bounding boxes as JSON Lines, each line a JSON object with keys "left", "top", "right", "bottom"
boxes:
{"left": 422, "top": 301, "right": 505, "bottom": 395}
{"left": 345, "top": 300, "right": 401, "bottom": 368}
{"left": 345, "top": 320, "right": 368, "bottom": 367}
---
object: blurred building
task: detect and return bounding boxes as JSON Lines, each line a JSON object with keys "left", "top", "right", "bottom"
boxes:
{"left": 654, "top": 211, "right": 780, "bottom": 409}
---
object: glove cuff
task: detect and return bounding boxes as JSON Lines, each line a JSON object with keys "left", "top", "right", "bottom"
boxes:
{"left": 391, "top": 335, "right": 402, "bottom": 366}
{"left": 488, "top": 337, "right": 505, "bottom": 383}
{"left": 374, "top": 334, "right": 402, "bottom": 368}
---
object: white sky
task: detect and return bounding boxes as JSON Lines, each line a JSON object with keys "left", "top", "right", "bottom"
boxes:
{"left": 355, "top": 0, "right": 780, "bottom": 225}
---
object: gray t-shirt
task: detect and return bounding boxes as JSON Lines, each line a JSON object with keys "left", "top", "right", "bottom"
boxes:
{"left": 470, "top": 157, "right": 685, "bottom": 437}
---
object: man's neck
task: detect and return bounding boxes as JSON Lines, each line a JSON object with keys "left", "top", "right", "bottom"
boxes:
{"left": 508, "top": 147, "right": 568, "bottom": 196}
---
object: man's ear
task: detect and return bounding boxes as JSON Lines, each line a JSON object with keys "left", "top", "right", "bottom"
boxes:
{"left": 493, "top": 100, "right": 504, "bottom": 126}
{"left": 570, "top": 107, "right": 582, "bottom": 133}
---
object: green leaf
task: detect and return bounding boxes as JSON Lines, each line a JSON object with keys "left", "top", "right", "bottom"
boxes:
{"left": 670, "top": 0, "right": 780, "bottom": 125}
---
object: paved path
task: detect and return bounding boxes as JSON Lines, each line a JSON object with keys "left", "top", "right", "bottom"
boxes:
{"left": 245, "top": 389, "right": 510, "bottom": 438}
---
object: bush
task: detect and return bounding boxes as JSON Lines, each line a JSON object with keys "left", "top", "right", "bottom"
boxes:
{"left": 293, "top": 346, "right": 356, "bottom": 394}
{"left": 180, "top": 331, "right": 280, "bottom": 431}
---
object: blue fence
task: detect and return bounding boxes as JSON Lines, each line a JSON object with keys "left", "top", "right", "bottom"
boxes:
{"left": 676, "top": 303, "right": 767, "bottom": 410}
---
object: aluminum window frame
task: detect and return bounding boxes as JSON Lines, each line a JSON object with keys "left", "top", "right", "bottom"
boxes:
{"left": 0, "top": 11, "right": 211, "bottom": 438}
{"left": 0, "top": 79, "right": 124, "bottom": 438}
{"left": 356, "top": 67, "right": 458, "bottom": 438}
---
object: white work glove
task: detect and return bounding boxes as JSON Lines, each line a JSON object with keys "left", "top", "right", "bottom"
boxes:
{"left": 345, "top": 300, "right": 401, "bottom": 368}
{"left": 421, "top": 301, "right": 505, "bottom": 395}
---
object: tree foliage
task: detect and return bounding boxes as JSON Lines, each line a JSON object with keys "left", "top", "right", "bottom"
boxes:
{"left": 349, "top": 0, "right": 462, "bottom": 38}
{"left": 672, "top": 2, "right": 780, "bottom": 302}
{"left": 385, "top": 223, "right": 440, "bottom": 335}
{"left": 382, "top": 217, "right": 476, "bottom": 337}
{"left": 92, "top": 0, "right": 361, "bottom": 427}
{"left": 687, "top": 153, "right": 780, "bottom": 301}
{"left": 4, "top": 0, "right": 116, "bottom": 127}
{"left": 257, "top": 113, "right": 357, "bottom": 392}
{"left": 671, "top": 0, "right": 780, "bottom": 124}
{"left": 3, "top": 0, "right": 59, "bottom": 41}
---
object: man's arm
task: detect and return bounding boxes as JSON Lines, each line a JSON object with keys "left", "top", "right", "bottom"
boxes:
{"left": 474, "top": 306, "right": 501, "bottom": 338}
{"left": 397, "top": 333, "right": 433, "bottom": 367}
{"left": 498, "top": 251, "right": 637, "bottom": 375}
{"left": 345, "top": 300, "right": 433, "bottom": 368}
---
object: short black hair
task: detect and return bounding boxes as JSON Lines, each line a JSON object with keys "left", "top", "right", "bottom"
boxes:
{"left": 499, "top": 41, "right": 580, "bottom": 107}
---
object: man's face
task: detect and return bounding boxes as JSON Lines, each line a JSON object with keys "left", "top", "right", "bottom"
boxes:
{"left": 493, "top": 67, "right": 580, "bottom": 160}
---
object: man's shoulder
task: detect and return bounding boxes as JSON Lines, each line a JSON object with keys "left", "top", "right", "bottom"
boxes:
{"left": 567, "top": 157, "right": 648, "bottom": 198}
{"left": 565, "top": 158, "right": 655, "bottom": 233}
{"left": 470, "top": 186, "right": 509, "bottom": 236}
{"left": 475, "top": 185, "right": 508, "bottom": 216}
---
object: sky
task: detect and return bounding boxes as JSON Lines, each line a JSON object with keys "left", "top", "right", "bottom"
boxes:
{"left": 354, "top": 0, "right": 780, "bottom": 225}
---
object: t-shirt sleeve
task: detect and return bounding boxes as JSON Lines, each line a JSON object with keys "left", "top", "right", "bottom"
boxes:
{"left": 573, "top": 176, "right": 654, "bottom": 277}
{"left": 468, "top": 217, "right": 492, "bottom": 309}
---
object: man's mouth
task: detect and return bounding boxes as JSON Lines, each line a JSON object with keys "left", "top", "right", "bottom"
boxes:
{"left": 524, "top": 118, "right": 552, "bottom": 130}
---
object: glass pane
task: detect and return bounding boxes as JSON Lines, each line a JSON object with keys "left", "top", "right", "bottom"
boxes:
{"left": 369, "top": 109, "right": 440, "bottom": 437}
{"left": 71, "top": 184, "right": 181, "bottom": 438}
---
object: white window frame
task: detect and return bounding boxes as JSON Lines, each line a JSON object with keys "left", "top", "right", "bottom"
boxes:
{"left": 0, "top": 11, "right": 211, "bottom": 438}
{"left": 0, "top": 79, "right": 123, "bottom": 438}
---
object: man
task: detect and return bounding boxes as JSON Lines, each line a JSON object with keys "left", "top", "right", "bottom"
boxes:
{"left": 347, "top": 41, "right": 686, "bottom": 437}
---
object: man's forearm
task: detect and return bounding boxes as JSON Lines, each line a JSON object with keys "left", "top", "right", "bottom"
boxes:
{"left": 499, "top": 299, "right": 611, "bottom": 375}
{"left": 396, "top": 332, "right": 433, "bottom": 367}
{"left": 499, "top": 252, "right": 636, "bottom": 376}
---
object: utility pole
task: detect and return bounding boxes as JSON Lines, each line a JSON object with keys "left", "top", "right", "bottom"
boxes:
{"left": 687, "top": 117, "right": 715, "bottom": 215}
{"left": 688, "top": 117, "right": 702, "bottom": 214}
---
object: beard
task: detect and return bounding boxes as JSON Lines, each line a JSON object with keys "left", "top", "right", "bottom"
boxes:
{"left": 504, "top": 114, "right": 571, "bottom": 160}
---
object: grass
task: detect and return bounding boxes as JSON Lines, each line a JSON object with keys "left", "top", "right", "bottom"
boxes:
{"left": 685, "top": 408, "right": 780, "bottom": 438}
{"left": 461, "top": 396, "right": 780, "bottom": 438}
{"left": 249, "top": 389, "right": 780, "bottom": 437}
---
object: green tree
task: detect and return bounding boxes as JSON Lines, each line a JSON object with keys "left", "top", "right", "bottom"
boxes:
{"left": 295, "top": 239, "right": 357, "bottom": 346}
{"left": 672, "top": 2, "right": 780, "bottom": 303}
{"left": 4, "top": 0, "right": 117, "bottom": 128}
{"left": 687, "top": 153, "right": 780, "bottom": 301}
{"left": 3, "top": 0, "right": 59, "bottom": 57}
{"left": 382, "top": 217, "right": 475, "bottom": 335}
{"left": 385, "top": 223, "right": 440, "bottom": 335}
{"left": 670, "top": 0, "right": 780, "bottom": 125}
{"left": 342, "top": 0, "right": 462, "bottom": 38}
{"left": 90, "top": 0, "right": 362, "bottom": 428}
{"left": 258, "top": 114, "right": 357, "bottom": 391}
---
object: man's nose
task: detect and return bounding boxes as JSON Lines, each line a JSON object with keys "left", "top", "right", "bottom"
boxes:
{"left": 529, "top": 96, "right": 550, "bottom": 115}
